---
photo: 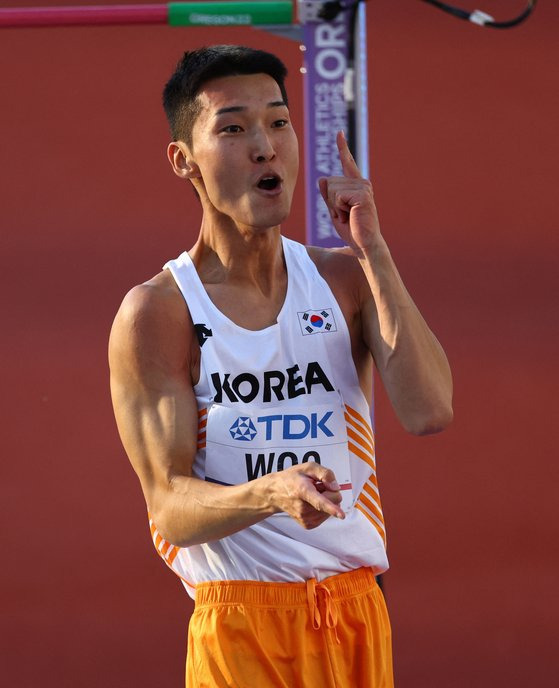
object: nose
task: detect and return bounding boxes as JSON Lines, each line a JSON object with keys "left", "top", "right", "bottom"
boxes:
{"left": 251, "top": 130, "right": 275, "bottom": 163}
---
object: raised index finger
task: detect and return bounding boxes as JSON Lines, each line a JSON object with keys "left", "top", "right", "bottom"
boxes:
{"left": 337, "top": 130, "right": 362, "bottom": 179}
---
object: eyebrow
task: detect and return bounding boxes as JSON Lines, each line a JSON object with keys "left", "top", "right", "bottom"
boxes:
{"left": 215, "top": 101, "right": 287, "bottom": 116}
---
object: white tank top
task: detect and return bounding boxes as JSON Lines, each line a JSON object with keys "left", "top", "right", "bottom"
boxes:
{"left": 150, "top": 237, "right": 388, "bottom": 598}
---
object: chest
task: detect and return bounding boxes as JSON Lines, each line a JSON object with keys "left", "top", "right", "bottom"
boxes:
{"left": 204, "top": 276, "right": 287, "bottom": 331}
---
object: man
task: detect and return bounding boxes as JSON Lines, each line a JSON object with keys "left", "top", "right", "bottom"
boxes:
{"left": 109, "top": 45, "right": 452, "bottom": 687}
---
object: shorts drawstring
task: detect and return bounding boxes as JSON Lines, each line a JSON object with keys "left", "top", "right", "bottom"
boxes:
{"left": 306, "top": 578, "right": 341, "bottom": 644}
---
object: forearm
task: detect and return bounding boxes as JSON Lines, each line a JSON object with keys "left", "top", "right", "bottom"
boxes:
{"left": 151, "top": 473, "right": 275, "bottom": 548}
{"left": 358, "top": 235, "right": 453, "bottom": 434}
{"left": 150, "top": 463, "right": 344, "bottom": 547}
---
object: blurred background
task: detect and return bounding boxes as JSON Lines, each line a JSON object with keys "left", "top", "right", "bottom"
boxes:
{"left": 1, "top": 1, "right": 558, "bottom": 686}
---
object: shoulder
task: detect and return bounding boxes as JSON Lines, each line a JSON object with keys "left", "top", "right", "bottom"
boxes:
{"left": 113, "top": 270, "right": 187, "bottom": 333}
{"left": 109, "top": 270, "right": 194, "bottom": 381}
{"left": 305, "top": 245, "right": 363, "bottom": 278}
{"left": 305, "top": 245, "right": 368, "bottom": 312}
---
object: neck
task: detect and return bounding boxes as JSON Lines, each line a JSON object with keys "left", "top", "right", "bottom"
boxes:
{"left": 189, "top": 213, "right": 285, "bottom": 295}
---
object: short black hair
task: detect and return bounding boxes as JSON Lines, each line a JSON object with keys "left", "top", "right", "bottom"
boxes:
{"left": 162, "top": 45, "right": 289, "bottom": 148}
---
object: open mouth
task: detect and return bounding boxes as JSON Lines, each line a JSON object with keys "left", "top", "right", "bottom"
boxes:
{"left": 257, "top": 175, "right": 281, "bottom": 191}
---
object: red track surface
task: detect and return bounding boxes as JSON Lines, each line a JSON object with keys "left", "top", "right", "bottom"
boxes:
{"left": 1, "top": 2, "right": 558, "bottom": 685}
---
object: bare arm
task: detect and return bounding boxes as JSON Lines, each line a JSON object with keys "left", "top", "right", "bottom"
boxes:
{"left": 319, "top": 132, "right": 453, "bottom": 435}
{"left": 108, "top": 278, "right": 344, "bottom": 548}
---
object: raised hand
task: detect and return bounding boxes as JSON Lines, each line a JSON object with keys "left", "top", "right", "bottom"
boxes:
{"left": 318, "top": 130, "right": 381, "bottom": 254}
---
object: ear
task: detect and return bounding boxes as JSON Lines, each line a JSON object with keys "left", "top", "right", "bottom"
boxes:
{"left": 167, "top": 141, "right": 201, "bottom": 180}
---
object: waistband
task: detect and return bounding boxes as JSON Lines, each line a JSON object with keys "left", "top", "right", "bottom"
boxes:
{"left": 194, "top": 566, "right": 378, "bottom": 608}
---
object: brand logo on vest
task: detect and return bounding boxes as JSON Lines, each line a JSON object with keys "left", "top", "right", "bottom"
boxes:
{"left": 297, "top": 309, "right": 337, "bottom": 335}
{"left": 229, "top": 417, "right": 257, "bottom": 441}
{"left": 210, "top": 361, "right": 334, "bottom": 404}
{"left": 229, "top": 412, "right": 334, "bottom": 443}
{"left": 194, "top": 323, "right": 213, "bottom": 347}
{"left": 257, "top": 412, "right": 334, "bottom": 440}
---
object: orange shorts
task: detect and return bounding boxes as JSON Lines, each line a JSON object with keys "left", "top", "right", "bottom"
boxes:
{"left": 186, "top": 567, "right": 393, "bottom": 687}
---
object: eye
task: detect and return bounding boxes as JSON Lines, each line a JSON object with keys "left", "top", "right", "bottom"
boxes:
{"left": 221, "top": 124, "right": 243, "bottom": 134}
{"left": 272, "top": 119, "right": 288, "bottom": 128}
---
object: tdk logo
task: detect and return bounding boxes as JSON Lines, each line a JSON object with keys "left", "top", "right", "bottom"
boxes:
{"left": 229, "top": 417, "right": 257, "bottom": 441}
{"left": 230, "top": 412, "right": 334, "bottom": 442}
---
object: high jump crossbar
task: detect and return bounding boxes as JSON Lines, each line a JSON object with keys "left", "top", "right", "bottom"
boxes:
{"left": 0, "top": 2, "right": 293, "bottom": 28}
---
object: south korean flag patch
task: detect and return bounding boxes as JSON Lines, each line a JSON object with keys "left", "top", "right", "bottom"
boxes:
{"left": 297, "top": 308, "right": 337, "bottom": 335}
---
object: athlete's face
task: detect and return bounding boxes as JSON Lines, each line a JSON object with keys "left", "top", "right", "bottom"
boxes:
{"left": 183, "top": 73, "right": 299, "bottom": 230}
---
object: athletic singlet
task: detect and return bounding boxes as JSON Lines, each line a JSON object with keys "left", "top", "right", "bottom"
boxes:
{"left": 150, "top": 237, "right": 388, "bottom": 598}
